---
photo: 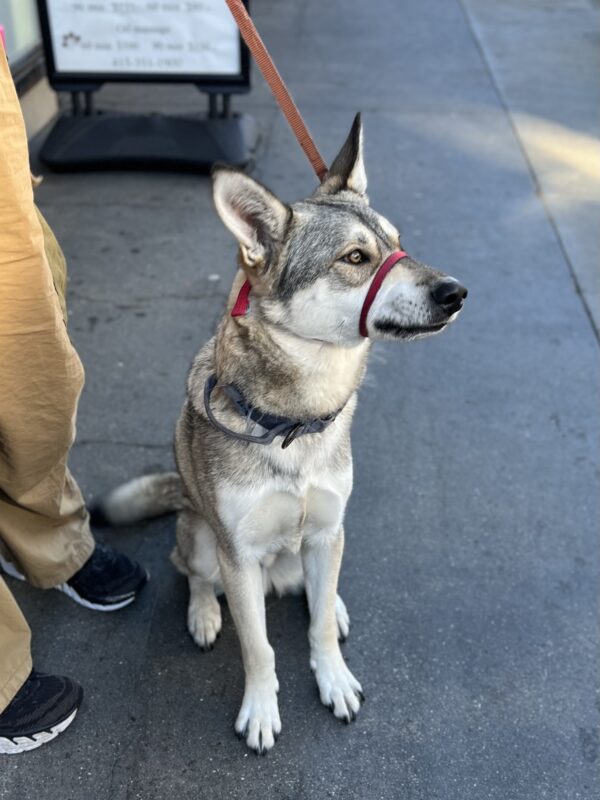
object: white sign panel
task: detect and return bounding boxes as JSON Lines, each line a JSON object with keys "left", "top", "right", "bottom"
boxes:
{"left": 45, "top": 1, "right": 241, "bottom": 76}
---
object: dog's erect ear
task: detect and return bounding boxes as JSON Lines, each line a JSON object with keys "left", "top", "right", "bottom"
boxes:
{"left": 316, "top": 113, "right": 367, "bottom": 197}
{"left": 212, "top": 167, "right": 290, "bottom": 268}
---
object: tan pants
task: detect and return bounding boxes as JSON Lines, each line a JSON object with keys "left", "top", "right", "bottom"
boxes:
{"left": 0, "top": 48, "right": 95, "bottom": 712}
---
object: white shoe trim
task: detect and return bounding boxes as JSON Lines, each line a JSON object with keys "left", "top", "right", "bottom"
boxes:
{"left": 55, "top": 582, "right": 136, "bottom": 612}
{"left": 0, "top": 554, "right": 25, "bottom": 582}
{"left": 0, "top": 708, "right": 78, "bottom": 754}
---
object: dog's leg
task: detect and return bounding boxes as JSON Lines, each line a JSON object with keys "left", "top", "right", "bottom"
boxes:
{"left": 302, "top": 528, "right": 363, "bottom": 721}
{"left": 171, "top": 510, "right": 222, "bottom": 650}
{"left": 217, "top": 548, "right": 280, "bottom": 754}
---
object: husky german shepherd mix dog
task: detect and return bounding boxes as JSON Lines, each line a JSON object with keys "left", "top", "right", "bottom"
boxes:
{"left": 96, "top": 115, "right": 467, "bottom": 753}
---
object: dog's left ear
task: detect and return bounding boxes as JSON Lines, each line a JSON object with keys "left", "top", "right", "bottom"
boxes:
{"left": 212, "top": 166, "right": 290, "bottom": 270}
{"left": 316, "top": 113, "right": 367, "bottom": 197}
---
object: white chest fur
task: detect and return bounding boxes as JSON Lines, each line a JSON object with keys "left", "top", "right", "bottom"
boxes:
{"left": 213, "top": 381, "right": 356, "bottom": 563}
{"left": 217, "top": 466, "right": 352, "bottom": 563}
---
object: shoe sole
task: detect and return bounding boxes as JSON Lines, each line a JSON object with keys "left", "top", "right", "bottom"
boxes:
{"left": 0, "top": 555, "right": 145, "bottom": 612}
{"left": 0, "top": 707, "right": 79, "bottom": 754}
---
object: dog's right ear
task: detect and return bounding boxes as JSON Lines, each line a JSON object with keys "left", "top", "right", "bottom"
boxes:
{"left": 212, "top": 166, "right": 290, "bottom": 270}
{"left": 316, "top": 113, "right": 367, "bottom": 198}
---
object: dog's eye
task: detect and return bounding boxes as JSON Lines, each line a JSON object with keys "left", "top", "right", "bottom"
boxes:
{"left": 344, "top": 249, "right": 367, "bottom": 265}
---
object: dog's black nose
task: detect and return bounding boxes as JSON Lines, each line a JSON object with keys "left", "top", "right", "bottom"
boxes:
{"left": 431, "top": 279, "right": 468, "bottom": 315}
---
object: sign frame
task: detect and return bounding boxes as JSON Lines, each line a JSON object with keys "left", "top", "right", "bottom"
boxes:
{"left": 35, "top": 0, "right": 251, "bottom": 93}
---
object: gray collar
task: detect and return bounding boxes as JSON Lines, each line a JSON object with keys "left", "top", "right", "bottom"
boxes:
{"left": 203, "top": 374, "right": 342, "bottom": 449}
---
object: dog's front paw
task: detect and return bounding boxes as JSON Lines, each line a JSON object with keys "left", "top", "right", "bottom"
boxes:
{"left": 187, "top": 593, "right": 222, "bottom": 651}
{"left": 311, "top": 650, "right": 363, "bottom": 722}
{"left": 235, "top": 675, "right": 281, "bottom": 754}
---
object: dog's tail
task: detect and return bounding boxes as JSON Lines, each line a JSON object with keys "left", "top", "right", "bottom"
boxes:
{"left": 89, "top": 472, "right": 184, "bottom": 527}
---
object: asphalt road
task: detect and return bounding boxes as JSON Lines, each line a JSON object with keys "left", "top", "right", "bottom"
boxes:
{"left": 1, "top": 1, "right": 598, "bottom": 798}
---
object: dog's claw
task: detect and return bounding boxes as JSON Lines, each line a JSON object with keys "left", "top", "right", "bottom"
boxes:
{"left": 249, "top": 731, "right": 271, "bottom": 756}
{"left": 339, "top": 707, "right": 357, "bottom": 724}
{"left": 235, "top": 725, "right": 247, "bottom": 741}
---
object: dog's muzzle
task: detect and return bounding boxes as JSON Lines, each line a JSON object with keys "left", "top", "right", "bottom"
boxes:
{"left": 360, "top": 253, "right": 468, "bottom": 334}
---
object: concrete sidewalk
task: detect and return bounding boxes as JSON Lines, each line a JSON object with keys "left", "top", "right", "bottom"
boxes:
{"left": 1, "top": 1, "right": 598, "bottom": 798}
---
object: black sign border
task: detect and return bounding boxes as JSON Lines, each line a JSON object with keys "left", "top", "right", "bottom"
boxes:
{"left": 36, "top": 0, "right": 250, "bottom": 92}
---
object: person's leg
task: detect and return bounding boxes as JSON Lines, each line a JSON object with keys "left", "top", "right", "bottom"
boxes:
{"left": 0, "top": 472, "right": 94, "bottom": 590}
{"left": 0, "top": 45, "right": 148, "bottom": 608}
{"left": 0, "top": 46, "right": 96, "bottom": 589}
{"left": 0, "top": 575, "right": 83, "bottom": 754}
{"left": 0, "top": 578, "right": 31, "bottom": 715}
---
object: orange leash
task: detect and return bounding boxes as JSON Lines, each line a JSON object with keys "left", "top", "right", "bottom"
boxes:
{"left": 224, "top": 0, "right": 328, "bottom": 181}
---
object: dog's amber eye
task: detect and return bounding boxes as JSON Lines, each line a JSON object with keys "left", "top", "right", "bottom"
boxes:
{"left": 344, "top": 249, "right": 366, "bottom": 265}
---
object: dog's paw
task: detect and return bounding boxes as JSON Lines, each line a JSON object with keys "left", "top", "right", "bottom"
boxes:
{"left": 187, "top": 593, "right": 222, "bottom": 651}
{"left": 235, "top": 676, "right": 281, "bottom": 754}
{"left": 335, "top": 594, "right": 350, "bottom": 641}
{"left": 311, "top": 650, "right": 363, "bottom": 722}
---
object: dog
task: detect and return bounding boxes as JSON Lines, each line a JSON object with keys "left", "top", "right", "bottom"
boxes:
{"left": 94, "top": 114, "right": 467, "bottom": 753}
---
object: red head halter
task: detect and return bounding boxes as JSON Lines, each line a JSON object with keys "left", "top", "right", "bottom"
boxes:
{"left": 358, "top": 250, "right": 407, "bottom": 337}
{"left": 230, "top": 278, "right": 253, "bottom": 318}
{"left": 230, "top": 249, "right": 408, "bottom": 338}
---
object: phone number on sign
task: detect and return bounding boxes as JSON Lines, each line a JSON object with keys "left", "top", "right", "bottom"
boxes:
{"left": 111, "top": 56, "right": 184, "bottom": 68}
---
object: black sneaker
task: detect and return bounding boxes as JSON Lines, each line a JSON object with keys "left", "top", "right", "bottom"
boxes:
{"left": 0, "top": 670, "right": 82, "bottom": 754}
{"left": 0, "top": 544, "right": 148, "bottom": 612}
{"left": 63, "top": 543, "right": 148, "bottom": 611}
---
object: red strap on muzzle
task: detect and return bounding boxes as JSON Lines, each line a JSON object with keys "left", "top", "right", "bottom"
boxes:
{"left": 231, "top": 249, "right": 409, "bottom": 337}
{"left": 359, "top": 250, "right": 408, "bottom": 337}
